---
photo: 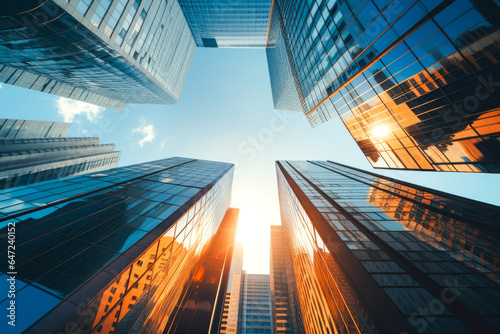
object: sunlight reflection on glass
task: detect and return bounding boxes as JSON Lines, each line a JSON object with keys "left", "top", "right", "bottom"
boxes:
{"left": 371, "top": 125, "right": 391, "bottom": 139}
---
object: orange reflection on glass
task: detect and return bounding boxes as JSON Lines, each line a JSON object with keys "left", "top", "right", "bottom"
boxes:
{"left": 367, "top": 180, "right": 499, "bottom": 280}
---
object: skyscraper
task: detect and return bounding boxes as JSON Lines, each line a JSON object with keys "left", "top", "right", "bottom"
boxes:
{"left": 0, "top": 119, "right": 120, "bottom": 190}
{"left": 228, "top": 242, "right": 244, "bottom": 291}
{"left": 276, "top": 160, "right": 500, "bottom": 333}
{"left": 270, "top": 226, "right": 304, "bottom": 334}
{"left": 267, "top": 0, "right": 500, "bottom": 172}
{"left": 0, "top": 157, "right": 235, "bottom": 333}
{"left": 0, "top": 0, "right": 195, "bottom": 110}
{"left": 265, "top": 4, "right": 305, "bottom": 112}
{"left": 164, "top": 208, "right": 240, "bottom": 334}
{"left": 219, "top": 242, "right": 244, "bottom": 334}
{"left": 178, "top": 0, "right": 272, "bottom": 48}
{"left": 218, "top": 271, "right": 273, "bottom": 334}
{"left": 240, "top": 273, "right": 273, "bottom": 334}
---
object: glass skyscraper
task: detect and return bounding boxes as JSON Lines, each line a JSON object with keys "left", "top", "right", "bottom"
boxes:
{"left": 219, "top": 242, "right": 244, "bottom": 334}
{"left": 270, "top": 225, "right": 305, "bottom": 334}
{"left": 0, "top": 0, "right": 195, "bottom": 110}
{"left": 218, "top": 271, "right": 273, "bottom": 334}
{"left": 0, "top": 119, "right": 120, "bottom": 190}
{"left": 267, "top": 0, "right": 500, "bottom": 172}
{"left": 277, "top": 160, "right": 500, "bottom": 333}
{"left": 178, "top": 0, "right": 272, "bottom": 48}
{"left": 0, "top": 157, "right": 236, "bottom": 333}
{"left": 240, "top": 273, "right": 273, "bottom": 334}
{"left": 164, "top": 208, "right": 240, "bottom": 334}
{"left": 266, "top": 5, "right": 306, "bottom": 112}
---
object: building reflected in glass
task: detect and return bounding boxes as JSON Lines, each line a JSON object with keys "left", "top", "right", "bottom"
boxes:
{"left": 267, "top": 0, "right": 500, "bottom": 172}
{"left": 0, "top": 157, "right": 236, "bottom": 333}
{"left": 0, "top": 119, "right": 120, "bottom": 190}
{"left": 276, "top": 160, "right": 500, "bottom": 333}
{"left": 0, "top": 0, "right": 195, "bottom": 110}
{"left": 178, "top": 0, "right": 272, "bottom": 48}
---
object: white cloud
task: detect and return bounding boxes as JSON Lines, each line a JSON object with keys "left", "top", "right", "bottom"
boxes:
{"left": 0, "top": 83, "right": 3, "bottom": 89}
{"left": 132, "top": 117, "right": 156, "bottom": 147}
{"left": 56, "top": 97, "right": 104, "bottom": 123}
{"left": 157, "top": 139, "right": 167, "bottom": 152}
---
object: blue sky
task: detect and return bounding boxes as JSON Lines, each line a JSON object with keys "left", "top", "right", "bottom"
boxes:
{"left": 1, "top": 48, "right": 499, "bottom": 274}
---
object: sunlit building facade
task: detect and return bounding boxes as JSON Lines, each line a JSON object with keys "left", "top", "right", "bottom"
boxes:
{"left": 0, "top": 119, "right": 120, "bottom": 190}
{"left": 268, "top": 0, "right": 500, "bottom": 172}
{"left": 276, "top": 160, "right": 500, "bottom": 333}
{"left": 0, "top": 0, "right": 195, "bottom": 110}
{"left": 270, "top": 226, "right": 305, "bottom": 334}
{"left": 224, "top": 273, "right": 243, "bottom": 334}
{"left": 220, "top": 242, "right": 244, "bottom": 334}
{"left": 164, "top": 208, "right": 240, "bottom": 334}
{"left": 178, "top": 0, "right": 272, "bottom": 48}
{"left": 0, "top": 157, "right": 235, "bottom": 333}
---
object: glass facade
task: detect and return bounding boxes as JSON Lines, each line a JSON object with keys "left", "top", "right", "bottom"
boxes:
{"left": 0, "top": 119, "right": 120, "bottom": 190}
{"left": 224, "top": 273, "right": 243, "bottom": 334}
{"left": 276, "top": 160, "right": 500, "bottom": 333}
{"left": 178, "top": 0, "right": 272, "bottom": 48}
{"left": 164, "top": 208, "right": 240, "bottom": 334}
{"left": 268, "top": 0, "right": 500, "bottom": 172}
{"left": 0, "top": 0, "right": 195, "bottom": 110}
{"left": 266, "top": 6, "right": 306, "bottom": 112}
{"left": 220, "top": 242, "right": 244, "bottom": 334}
{"left": 0, "top": 157, "right": 235, "bottom": 333}
{"left": 241, "top": 273, "right": 273, "bottom": 334}
{"left": 270, "top": 226, "right": 305, "bottom": 334}
{"left": 0, "top": 119, "right": 70, "bottom": 140}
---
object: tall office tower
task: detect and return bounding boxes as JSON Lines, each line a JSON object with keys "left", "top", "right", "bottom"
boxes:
{"left": 228, "top": 242, "right": 244, "bottom": 291}
{"left": 0, "top": 118, "right": 120, "bottom": 190}
{"left": 276, "top": 160, "right": 500, "bottom": 333}
{"left": 223, "top": 273, "right": 243, "bottom": 334}
{"left": 270, "top": 226, "right": 305, "bottom": 334}
{"left": 0, "top": 0, "right": 195, "bottom": 110}
{"left": 164, "top": 208, "right": 240, "bottom": 334}
{"left": 178, "top": 0, "right": 272, "bottom": 48}
{"left": 240, "top": 273, "right": 273, "bottom": 334}
{"left": 267, "top": 0, "right": 500, "bottom": 172}
{"left": 219, "top": 242, "right": 244, "bottom": 334}
{"left": 265, "top": 3, "right": 305, "bottom": 112}
{"left": 0, "top": 157, "right": 235, "bottom": 333}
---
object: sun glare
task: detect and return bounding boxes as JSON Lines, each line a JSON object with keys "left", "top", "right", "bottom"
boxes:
{"left": 234, "top": 205, "right": 273, "bottom": 274}
{"left": 371, "top": 125, "right": 391, "bottom": 138}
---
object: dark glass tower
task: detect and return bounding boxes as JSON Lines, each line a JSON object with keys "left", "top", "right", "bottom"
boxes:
{"left": 270, "top": 225, "right": 305, "bottom": 334}
{"left": 0, "top": 119, "right": 120, "bottom": 190}
{"left": 268, "top": 0, "right": 500, "bottom": 172}
{"left": 0, "top": 157, "right": 235, "bottom": 333}
{"left": 0, "top": 0, "right": 195, "bottom": 110}
{"left": 276, "top": 160, "right": 500, "bottom": 333}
